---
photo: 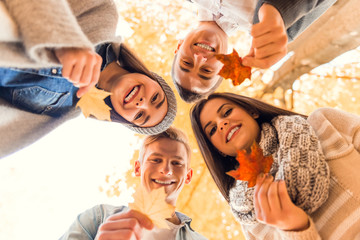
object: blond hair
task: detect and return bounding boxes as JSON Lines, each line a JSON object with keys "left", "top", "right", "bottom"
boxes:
{"left": 138, "top": 127, "right": 191, "bottom": 165}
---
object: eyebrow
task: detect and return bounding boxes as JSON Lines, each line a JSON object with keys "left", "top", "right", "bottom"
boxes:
{"left": 156, "top": 95, "right": 166, "bottom": 109}
{"left": 203, "top": 103, "right": 229, "bottom": 132}
{"left": 180, "top": 66, "right": 190, "bottom": 73}
{"left": 148, "top": 153, "right": 184, "bottom": 161}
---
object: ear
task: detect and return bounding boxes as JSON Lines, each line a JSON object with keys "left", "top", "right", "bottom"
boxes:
{"left": 134, "top": 160, "right": 141, "bottom": 177}
{"left": 252, "top": 112, "right": 259, "bottom": 119}
{"left": 174, "top": 39, "right": 184, "bottom": 54}
{"left": 185, "top": 168, "right": 193, "bottom": 184}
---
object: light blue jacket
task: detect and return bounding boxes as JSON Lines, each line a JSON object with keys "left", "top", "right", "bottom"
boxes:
{"left": 59, "top": 204, "right": 208, "bottom": 240}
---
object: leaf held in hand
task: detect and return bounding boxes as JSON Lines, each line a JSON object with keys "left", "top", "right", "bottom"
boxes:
{"left": 129, "top": 186, "right": 175, "bottom": 229}
{"left": 76, "top": 87, "right": 112, "bottom": 121}
{"left": 215, "top": 49, "right": 252, "bottom": 86}
{"left": 226, "top": 142, "right": 273, "bottom": 188}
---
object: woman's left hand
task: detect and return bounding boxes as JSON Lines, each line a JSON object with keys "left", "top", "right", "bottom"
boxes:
{"left": 254, "top": 174, "right": 310, "bottom": 231}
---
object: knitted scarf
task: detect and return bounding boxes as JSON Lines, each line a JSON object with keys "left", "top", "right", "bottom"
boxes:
{"left": 229, "top": 115, "right": 330, "bottom": 224}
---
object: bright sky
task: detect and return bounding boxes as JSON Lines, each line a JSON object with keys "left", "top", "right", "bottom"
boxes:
{"left": 0, "top": 12, "right": 140, "bottom": 239}
{"left": 0, "top": 116, "right": 141, "bottom": 239}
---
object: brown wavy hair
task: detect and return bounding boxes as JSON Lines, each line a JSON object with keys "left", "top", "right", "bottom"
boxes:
{"left": 190, "top": 92, "right": 304, "bottom": 201}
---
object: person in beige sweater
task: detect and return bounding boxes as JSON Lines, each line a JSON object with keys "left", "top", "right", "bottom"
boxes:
{"left": 190, "top": 92, "right": 360, "bottom": 239}
{"left": 0, "top": 0, "right": 177, "bottom": 157}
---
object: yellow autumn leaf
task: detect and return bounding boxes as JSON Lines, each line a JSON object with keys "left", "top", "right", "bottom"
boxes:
{"left": 129, "top": 186, "right": 175, "bottom": 229}
{"left": 76, "top": 87, "right": 112, "bottom": 121}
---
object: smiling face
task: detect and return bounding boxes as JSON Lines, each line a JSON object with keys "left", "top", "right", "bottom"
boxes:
{"left": 173, "top": 22, "right": 228, "bottom": 94}
{"left": 110, "top": 73, "right": 168, "bottom": 127}
{"left": 200, "top": 98, "right": 261, "bottom": 157}
{"left": 135, "top": 138, "right": 193, "bottom": 206}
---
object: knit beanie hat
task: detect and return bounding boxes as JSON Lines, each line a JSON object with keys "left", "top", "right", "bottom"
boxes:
{"left": 104, "top": 72, "right": 177, "bottom": 135}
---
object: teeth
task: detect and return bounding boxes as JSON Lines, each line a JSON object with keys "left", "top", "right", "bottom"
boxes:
{"left": 154, "top": 179, "right": 173, "bottom": 185}
{"left": 195, "top": 43, "right": 214, "bottom": 51}
{"left": 124, "top": 86, "right": 139, "bottom": 103}
{"left": 227, "top": 127, "right": 240, "bottom": 142}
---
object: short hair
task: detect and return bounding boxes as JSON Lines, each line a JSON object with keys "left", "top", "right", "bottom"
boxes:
{"left": 171, "top": 53, "right": 223, "bottom": 103}
{"left": 138, "top": 127, "right": 191, "bottom": 165}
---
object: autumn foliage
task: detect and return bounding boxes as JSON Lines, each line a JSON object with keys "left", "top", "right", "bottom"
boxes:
{"left": 226, "top": 142, "right": 274, "bottom": 187}
{"left": 76, "top": 87, "right": 112, "bottom": 121}
{"left": 215, "top": 49, "right": 252, "bottom": 86}
{"left": 129, "top": 186, "right": 175, "bottom": 229}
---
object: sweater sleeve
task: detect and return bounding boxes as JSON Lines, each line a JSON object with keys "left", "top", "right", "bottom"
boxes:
{"left": 3, "top": 0, "right": 93, "bottom": 64}
{"left": 307, "top": 107, "right": 360, "bottom": 159}
{"left": 241, "top": 217, "right": 321, "bottom": 240}
{"left": 272, "top": 116, "right": 330, "bottom": 215}
{"left": 253, "top": 0, "right": 336, "bottom": 40}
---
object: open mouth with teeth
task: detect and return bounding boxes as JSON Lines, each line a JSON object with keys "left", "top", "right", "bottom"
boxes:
{"left": 194, "top": 43, "right": 215, "bottom": 52}
{"left": 226, "top": 124, "right": 242, "bottom": 143}
{"left": 152, "top": 179, "right": 176, "bottom": 186}
{"left": 124, "top": 85, "right": 140, "bottom": 104}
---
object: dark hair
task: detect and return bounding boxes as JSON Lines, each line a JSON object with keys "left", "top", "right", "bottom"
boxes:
{"left": 171, "top": 53, "right": 223, "bottom": 103}
{"left": 118, "top": 43, "right": 155, "bottom": 80}
{"left": 190, "top": 92, "right": 305, "bottom": 201}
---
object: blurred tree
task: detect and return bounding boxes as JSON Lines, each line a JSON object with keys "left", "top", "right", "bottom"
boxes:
{"left": 103, "top": 0, "right": 360, "bottom": 239}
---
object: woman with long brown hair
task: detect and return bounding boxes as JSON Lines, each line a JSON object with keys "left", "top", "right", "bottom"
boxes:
{"left": 0, "top": 0, "right": 176, "bottom": 135}
{"left": 191, "top": 92, "right": 360, "bottom": 239}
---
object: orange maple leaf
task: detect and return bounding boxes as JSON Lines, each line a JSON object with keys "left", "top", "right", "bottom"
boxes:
{"left": 129, "top": 186, "right": 175, "bottom": 229}
{"left": 226, "top": 142, "right": 273, "bottom": 188}
{"left": 76, "top": 87, "right": 112, "bottom": 121}
{"left": 215, "top": 49, "right": 252, "bottom": 86}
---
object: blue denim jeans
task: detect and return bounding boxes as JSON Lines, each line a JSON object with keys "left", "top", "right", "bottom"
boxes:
{"left": 0, "top": 67, "right": 78, "bottom": 117}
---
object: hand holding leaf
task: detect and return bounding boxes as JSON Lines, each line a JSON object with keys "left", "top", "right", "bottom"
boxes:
{"left": 129, "top": 186, "right": 175, "bottom": 229}
{"left": 76, "top": 86, "right": 112, "bottom": 121}
{"left": 226, "top": 142, "right": 273, "bottom": 187}
{"left": 215, "top": 49, "right": 252, "bottom": 86}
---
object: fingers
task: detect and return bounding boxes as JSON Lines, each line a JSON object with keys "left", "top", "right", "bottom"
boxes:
{"left": 55, "top": 48, "right": 102, "bottom": 97}
{"left": 243, "top": 3, "right": 288, "bottom": 69}
{"left": 106, "top": 209, "right": 154, "bottom": 230}
{"left": 97, "top": 210, "right": 154, "bottom": 240}
{"left": 254, "top": 174, "right": 273, "bottom": 221}
{"left": 277, "top": 180, "right": 293, "bottom": 210}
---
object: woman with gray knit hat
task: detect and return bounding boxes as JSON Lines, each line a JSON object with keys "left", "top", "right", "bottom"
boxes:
{"left": 190, "top": 93, "right": 359, "bottom": 239}
{"left": 0, "top": 0, "right": 176, "bottom": 135}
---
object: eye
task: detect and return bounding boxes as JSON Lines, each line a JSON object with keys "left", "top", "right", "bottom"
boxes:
{"left": 151, "top": 93, "right": 159, "bottom": 103}
{"left": 182, "top": 59, "right": 192, "bottom": 66}
{"left": 134, "top": 111, "right": 144, "bottom": 120}
{"left": 224, "top": 108, "right": 232, "bottom": 117}
{"left": 172, "top": 161, "right": 182, "bottom": 166}
{"left": 150, "top": 158, "right": 161, "bottom": 163}
{"left": 209, "top": 125, "right": 217, "bottom": 137}
{"left": 201, "top": 68, "right": 212, "bottom": 73}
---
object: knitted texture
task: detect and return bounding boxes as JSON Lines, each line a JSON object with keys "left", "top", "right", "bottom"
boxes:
{"left": 238, "top": 108, "right": 360, "bottom": 240}
{"left": 229, "top": 115, "right": 330, "bottom": 225}
{"left": 107, "top": 72, "right": 177, "bottom": 135}
{"left": 0, "top": 0, "right": 118, "bottom": 68}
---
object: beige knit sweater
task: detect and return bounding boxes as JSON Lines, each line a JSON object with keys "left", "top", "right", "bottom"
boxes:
{"left": 240, "top": 108, "right": 360, "bottom": 240}
{"left": 0, "top": 0, "right": 118, "bottom": 68}
{"left": 0, "top": 0, "right": 119, "bottom": 157}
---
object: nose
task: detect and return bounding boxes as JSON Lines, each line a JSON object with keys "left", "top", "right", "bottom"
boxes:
{"left": 194, "top": 53, "right": 207, "bottom": 64}
{"left": 160, "top": 162, "right": 173, "bottom": 176}
{"left": 135, "top": 97, "right": 149, "bottom": 109}
{"left": 219, "top": 120, "right": 228, "bottom": 131}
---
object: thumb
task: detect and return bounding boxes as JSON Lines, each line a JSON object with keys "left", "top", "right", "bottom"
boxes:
{"left": 278, "top": 180, "right": 293, "bottom": 209}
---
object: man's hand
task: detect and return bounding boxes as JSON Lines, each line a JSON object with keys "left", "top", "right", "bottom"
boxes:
{"left": 96, "top": 209, "right": 154, "bottom": 240}
{"left": 254, "top": 174, "right": 310, "bottom": 231}
{"left": 54, "top": 47, "right": 102, "bottom": 98}
{"left": 243, "top": 4, "right": 288, "bottom": 69}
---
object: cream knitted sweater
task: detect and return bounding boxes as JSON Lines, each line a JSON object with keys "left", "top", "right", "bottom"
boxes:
{"left": 239, "top": 108, "right": 360, "bottom": 240}
{"left": 0, "top": 0, "right": 119, "bottom": 157}
{"left": 0, "top": 0, "right": 118, "bottom": 68}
